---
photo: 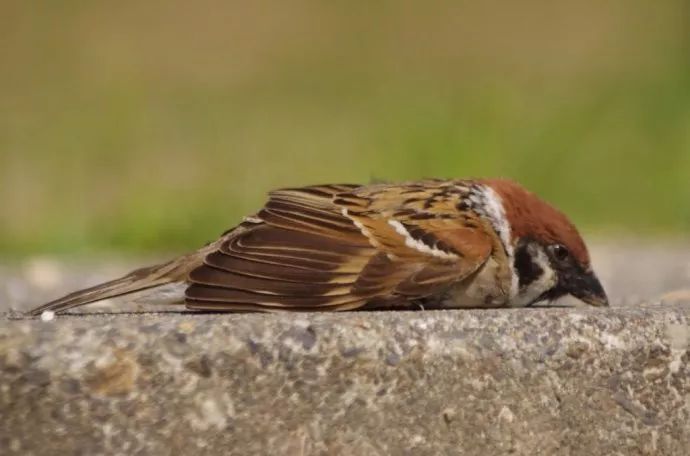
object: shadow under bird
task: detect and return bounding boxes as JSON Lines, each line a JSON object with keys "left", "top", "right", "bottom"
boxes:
{"left": 30, "top": 179, "right": 608, "bottom": 315}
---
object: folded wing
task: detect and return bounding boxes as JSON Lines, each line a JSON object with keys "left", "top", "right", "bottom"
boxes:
{"left": 185, "top": 181, "right": 494, "bottom": 311}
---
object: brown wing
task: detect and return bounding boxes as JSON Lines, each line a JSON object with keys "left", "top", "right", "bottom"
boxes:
{"left": 338, "top": 181, "right": 494, "bottom": 299}
{"left": 185, "top": 181, "right": 494, "bottom": 311}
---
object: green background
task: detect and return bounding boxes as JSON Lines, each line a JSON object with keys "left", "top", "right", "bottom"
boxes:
{"left": 1, "top": 0, "right": 689, "bottom": 256}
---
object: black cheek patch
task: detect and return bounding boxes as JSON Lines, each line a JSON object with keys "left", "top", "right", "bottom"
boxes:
{"left": 514, "top": 244, "right": 543, "bottom": 289}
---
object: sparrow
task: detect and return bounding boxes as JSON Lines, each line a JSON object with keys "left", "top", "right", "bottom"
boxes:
{"left": 29, "top": 179, "right": 608, "bottom": 315}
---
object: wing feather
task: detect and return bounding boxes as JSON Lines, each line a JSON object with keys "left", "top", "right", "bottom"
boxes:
{"left": 188, "top": 266, "right": 351, "bottom": 297}
{"left": 204, "top": 251, "right": 358, "bottom": 283}
{"left": 185, "top": 181, "right": 495, "bottom": 311}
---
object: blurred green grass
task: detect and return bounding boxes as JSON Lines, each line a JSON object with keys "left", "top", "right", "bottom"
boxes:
{"left": 1, "top": 0, "right": 689, "bottom": 256}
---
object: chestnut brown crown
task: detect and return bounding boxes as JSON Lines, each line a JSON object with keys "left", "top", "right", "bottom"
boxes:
{"left": 485, "top": 179, "right": 590, "bottom": 267}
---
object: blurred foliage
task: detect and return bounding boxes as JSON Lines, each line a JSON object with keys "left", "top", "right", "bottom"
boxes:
{"left": 1, "top": 0, "right": 689, "bottom": 256}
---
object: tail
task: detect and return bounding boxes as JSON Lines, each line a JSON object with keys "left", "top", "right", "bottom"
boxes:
{"left": 28, "top": 246, "right": 216, "bottom": 316}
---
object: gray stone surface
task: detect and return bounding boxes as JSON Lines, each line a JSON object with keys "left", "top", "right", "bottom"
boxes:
{"left": 1, "top": 306, "right": 689, "bottom": 455}
{"left": 1, "top": 242, "right": 690, "bottom": 455}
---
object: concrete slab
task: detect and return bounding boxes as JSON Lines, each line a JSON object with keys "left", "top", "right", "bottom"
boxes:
{"left": 1, "top": 305, "right": 689, "bottom": 455}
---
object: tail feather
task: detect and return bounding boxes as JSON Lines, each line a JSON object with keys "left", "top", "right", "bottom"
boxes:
{"left": 28, "top": 242, "right": 221, "bottom": 316}
{"left": 28, "top": 264, "right": 178, "bottom": 316}
{"left": 29, "top": 277, "right": 173, "bottom": 315}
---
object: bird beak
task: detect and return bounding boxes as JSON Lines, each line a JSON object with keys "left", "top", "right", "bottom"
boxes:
{"left": 569, "top": 271, "right": 609, "bottom": 307}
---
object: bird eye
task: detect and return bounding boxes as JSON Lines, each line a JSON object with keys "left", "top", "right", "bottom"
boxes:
{"left": 551, "top": 244, "right": 570, "bottom": 261}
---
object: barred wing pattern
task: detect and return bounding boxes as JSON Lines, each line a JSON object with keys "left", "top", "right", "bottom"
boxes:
{"left": 185, "top": 181, "right": 494, "bottom": 311}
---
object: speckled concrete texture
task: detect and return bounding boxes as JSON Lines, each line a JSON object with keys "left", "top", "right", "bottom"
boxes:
{"left": 1, "top": 305, "right": 689, "bottom": 455}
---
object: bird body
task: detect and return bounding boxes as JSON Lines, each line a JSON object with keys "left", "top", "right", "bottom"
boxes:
{"left": 30, "top": 179, "right": 608, "bottom": 315}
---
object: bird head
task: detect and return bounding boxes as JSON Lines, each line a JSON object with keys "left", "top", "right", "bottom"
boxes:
{"left": 484, "top": 179, "right": 608, "bottom": 307}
